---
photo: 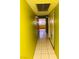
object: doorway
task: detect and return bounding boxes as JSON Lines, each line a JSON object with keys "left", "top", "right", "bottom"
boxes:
{"left": 37, "top": 16, "right": 48, "bottom": 39}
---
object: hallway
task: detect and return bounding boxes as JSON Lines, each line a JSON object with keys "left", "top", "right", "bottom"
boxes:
{"left": 33, "top": 38, "right": 57, "bottom": 59}
{"left": 20, "top": 0, "right": 59, "bottom": 59}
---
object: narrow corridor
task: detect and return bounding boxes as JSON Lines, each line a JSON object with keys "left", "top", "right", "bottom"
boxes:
{"left": 33, "top": 38, "right": 57, "bottom": 59}
{"left": 20, "top": 0, "right": 59, "bottom": 59}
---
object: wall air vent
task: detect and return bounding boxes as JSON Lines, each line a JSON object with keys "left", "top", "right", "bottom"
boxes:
{"left": 36, "top": 4, "right": 50, "bottom": 11}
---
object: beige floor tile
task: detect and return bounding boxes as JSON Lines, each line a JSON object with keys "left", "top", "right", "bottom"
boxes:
{"left": 33, "top": 38, "right": 57, "bottom": 59}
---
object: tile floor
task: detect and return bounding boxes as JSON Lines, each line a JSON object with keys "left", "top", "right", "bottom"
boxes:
{"left": 33, "top": 38, "right": 57, "bottom": 59}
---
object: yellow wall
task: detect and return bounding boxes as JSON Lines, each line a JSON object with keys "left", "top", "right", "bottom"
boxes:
{"left": 54, "top": 4, "right": 59, "bottom": 58}
{"left": 48, "top": 11, "right": 54, "bottom": 47}
{"left": 20, "top": 0, "right": 37, "bottom": 59}
{"left": 49, "top": 4, "right": 59, "bottom": 58}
